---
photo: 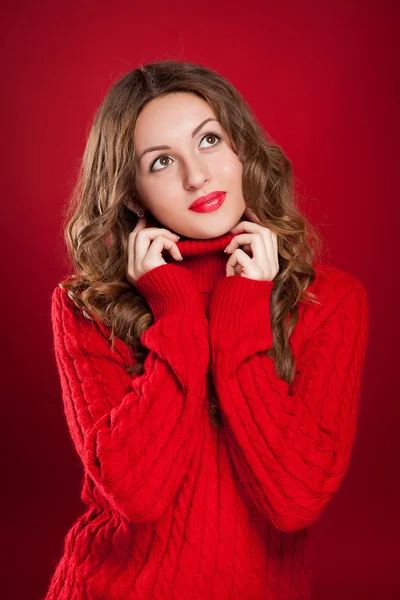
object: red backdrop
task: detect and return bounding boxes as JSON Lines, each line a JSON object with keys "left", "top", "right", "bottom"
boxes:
{"left": 1, "top": 0, "right": 398, "bottom": 597}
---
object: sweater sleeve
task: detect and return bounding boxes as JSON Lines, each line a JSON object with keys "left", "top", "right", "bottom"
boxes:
{"left": 51, "top": 263, "right": 210, "bottom": 524}
{"left": 208, "top": 274, "right": 369, "bottom": 532}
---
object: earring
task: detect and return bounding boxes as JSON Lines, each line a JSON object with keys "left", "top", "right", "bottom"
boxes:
{"left": 125, "top": 197, "right": 145, "bottom": 218}
{"left": 134, "top": 205, "right": 145, "bottom": 219}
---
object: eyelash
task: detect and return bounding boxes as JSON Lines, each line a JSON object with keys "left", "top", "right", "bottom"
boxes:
{"left": 147, "top": 132, "right": 223, "bottom": 173}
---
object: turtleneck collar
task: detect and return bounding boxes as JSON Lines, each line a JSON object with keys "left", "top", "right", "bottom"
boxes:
{"left": 161, "top": 229, "right": 238, "bottom": 293}
{"left": 176, "top": 230, "right": 236, "bottom": 257}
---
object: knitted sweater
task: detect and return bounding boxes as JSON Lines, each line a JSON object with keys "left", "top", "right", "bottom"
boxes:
{"left": 45, "top": 230, "right": 369, "bottom": 600}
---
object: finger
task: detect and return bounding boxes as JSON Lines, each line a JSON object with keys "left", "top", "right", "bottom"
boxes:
{"left": 225, "top": 233, "right": 253, "bottom": 252}
{"left": 145, "top": 236, "right": 183, "bottom": 263}
{"left": 138, "top": 228, "right": 182, "bottom": 257}
{"left": 130, "top": 223, "right": 179, "bottom": 243}
{"left": 226, "top": 248, "right": 256, "bottom": 278}
{"left": 225, "top": 236, "right": 252, "bottom": 257}
{"left": 147, "top": 227, "right": 180, "bottom": 241}
{"left": 232, "top": 214, "right": 279, "bottom": 272}
{"left": 230, "top": 220, "right": 264, "bottom": 235}
{"left": 230, "top": 221, "right": 274, "bottom": 260}
{"left": 132, "top": 215, "right": 147, "bottom": 234}
{"left": 230, "top": 219, "right": 251, "bottom": 234}
{"left": 226, "top": 232, "right": 271, "bottom": 265}
{"left": 261, "top": 229, "right": 278, "bottom": 270}
{"left": 226, "top": 235, "right": 266, "bottom": 275}
{"left": 243, "top": 233, "right": 267, "bottom": 266}
{"left": 271, "top": 231, "right": 278, "bottom": 267}
{"left": 263, "top": 229, "right": 276, "bottom": 266}
{"left": 133, "top": 230, "right": 166, "bottom": 264}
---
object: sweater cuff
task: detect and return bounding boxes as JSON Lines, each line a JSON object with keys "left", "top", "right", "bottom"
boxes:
{"left": 134, "top": 263, "right": 205, "bottom": 322}
{"left": 209, "top": 275, "right": 275, "bottom": 338}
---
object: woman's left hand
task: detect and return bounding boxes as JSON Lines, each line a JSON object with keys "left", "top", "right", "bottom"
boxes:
{"left": 224, "top": 206, "right": 279, "bottom": 281}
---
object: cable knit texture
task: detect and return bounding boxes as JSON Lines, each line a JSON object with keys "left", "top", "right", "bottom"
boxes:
{"left": 45, "top": 230, "right": 369, "bottom": 599}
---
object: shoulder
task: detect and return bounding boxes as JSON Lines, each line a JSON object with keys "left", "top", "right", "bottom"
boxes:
{"left": 300, "top": 263, "right": 369, "bottom": 339}
{"left": 51, "top": 281, "right": 134, "bottom": 364}
{"left": 51, "top": 282, "right": 96, "bottom": 342}
{"left": 51, "top": 280, "right": 112, "bottom": 339}
{"left": 309, "top": 263, "right": 368, "bottom": 302}
{"left": 51, "top": 280, "right": 91, "bottom": 321}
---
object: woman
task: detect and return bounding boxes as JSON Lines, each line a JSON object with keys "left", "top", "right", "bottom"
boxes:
{"left": 45, "top": 60, "right": 369, "bottom": 599}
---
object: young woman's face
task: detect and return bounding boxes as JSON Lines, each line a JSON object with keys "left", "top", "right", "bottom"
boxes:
{"left": 132, "top": 92, "right": 246, "bottom": 239}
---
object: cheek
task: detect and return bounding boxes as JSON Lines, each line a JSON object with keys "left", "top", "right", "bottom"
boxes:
{"left": 221, "top": 152, "right": 243, "bottom": 181}
{"left": 136, "top": 175, "right": 168, "bottom": 206}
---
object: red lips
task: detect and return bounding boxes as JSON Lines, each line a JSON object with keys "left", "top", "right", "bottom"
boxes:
{"left": 189, "top": 191, "right": 226, "bottom": 209}
{"left": 189, "top": 192, "right": 226, "bottom": 213}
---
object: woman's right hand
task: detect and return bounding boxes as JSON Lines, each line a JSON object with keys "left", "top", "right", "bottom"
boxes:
{"left": 126, "top": 215, "right": 184, "bottom": 285}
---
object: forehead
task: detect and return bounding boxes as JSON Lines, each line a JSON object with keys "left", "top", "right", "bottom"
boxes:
{"left": 134, "top": 93, "right": 218, "bottom": 144}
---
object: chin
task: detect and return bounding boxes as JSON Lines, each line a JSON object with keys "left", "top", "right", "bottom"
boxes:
{"left": 188, "top": 226, "right": 235, "bottom": 241}
{"left": 148, "top": 208, "right": 245, "bottom": 240}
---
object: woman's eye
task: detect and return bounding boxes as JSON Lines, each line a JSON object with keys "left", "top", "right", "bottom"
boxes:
{"left": 148, "top": 132, "right": 223, "bottom": 173}
{"left": 148, "top": 155, "right": 171, "bottom": 173}
{"left": 199, "top": 132, "right": 222, "bottom": 149}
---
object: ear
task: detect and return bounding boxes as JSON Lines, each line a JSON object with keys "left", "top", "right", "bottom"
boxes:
{"left": 123, "top": 199, "right": 137, "bottom": 212}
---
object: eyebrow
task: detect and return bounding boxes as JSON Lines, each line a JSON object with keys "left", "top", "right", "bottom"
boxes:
{"left": 137, "top": 118, "right": 220, "bottom": 163}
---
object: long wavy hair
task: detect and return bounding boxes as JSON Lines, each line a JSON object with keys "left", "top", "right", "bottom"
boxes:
{"left": 58, "top": 59, "right": 324, "bottom": 429}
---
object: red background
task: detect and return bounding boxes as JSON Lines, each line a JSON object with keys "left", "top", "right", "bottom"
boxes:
{"left": 1, "top": 0, "right": 398, "bottom": 597}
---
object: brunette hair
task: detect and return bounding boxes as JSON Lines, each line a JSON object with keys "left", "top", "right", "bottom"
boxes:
{"left": 58, "top": 59, "right": 324, "bottom": 429}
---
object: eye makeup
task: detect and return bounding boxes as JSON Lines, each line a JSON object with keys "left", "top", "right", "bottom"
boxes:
{"left": 147, "top": 132, "right": 223, "bottom": 173}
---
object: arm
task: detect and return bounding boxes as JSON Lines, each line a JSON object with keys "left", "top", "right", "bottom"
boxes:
{"left": 209, "top": 274, "right": 369, "bottom": 532}
{"left": 51, "top": 263, "right": 209, "bottom": 523}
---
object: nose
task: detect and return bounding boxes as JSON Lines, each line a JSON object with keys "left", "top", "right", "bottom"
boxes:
{"left": 182, "top": 156, "right": 211, "bottom": 190}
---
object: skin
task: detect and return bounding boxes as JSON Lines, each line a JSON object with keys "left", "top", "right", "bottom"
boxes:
{"left": 128, "top": 91, "right": 247, "bottom": 240}
{"left": 128, "top": 207, "right": 279, "bottom": 282}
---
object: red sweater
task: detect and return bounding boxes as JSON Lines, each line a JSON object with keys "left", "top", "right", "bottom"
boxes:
{"left": 45, "top": 230, "right": 369, "bottom": 599}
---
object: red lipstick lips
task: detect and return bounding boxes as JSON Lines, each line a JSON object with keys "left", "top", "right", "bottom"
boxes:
{"left": 189, "top": 191, "right": 226, "bottom": 213}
